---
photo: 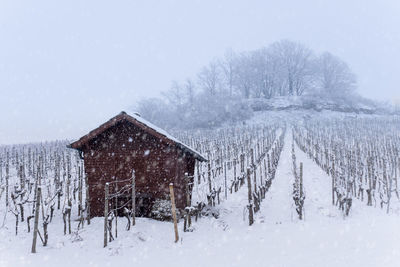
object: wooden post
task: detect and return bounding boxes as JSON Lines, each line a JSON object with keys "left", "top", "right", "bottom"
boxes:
{"left": 247, "top": 167, "right": 254, "bottom": 226}
{"left": 299, "top": 162, "right": 304, "bottom": 220}
{"left": 169, "top": 183, "right": 179, "bottom": 243}
{"left": 115, "top": 183, "right": 118, "bottom": 239}
{"left": 66, "top": 156, "right": 71, "bottom": 204}
{"left": 196, "top": 161, "right": 201, "bottom": 185}
{"left": 31, "top": 187, "right": 41, "bottom": 253}
{"left": 67, "top": 199, "right": 72, "bottom": 234}
{"left": 131, "top": 170, "right": 136, "bottom": 226}
{"left": 250, "top": 148, "right": 254, "bottom": 167}
{"left": 267, "top": 154, "right": 271, "bottom": 175}
{"left": 5, "top": 162, "right": 9, "bottom": 208}
{"left": 264, "top": 159, "right": 267, "bottom": 181}
{"left": 233, "top": 158, "right": 237, "bottom": 180}
{"left": 300, "top": 163, "right": 303, "bottom": 197}
{"left": 104, "top": 183, "right": 109, "bottom": 248}
{"left": 78, "top": 166, "right": 83, "bottom": 217}
{"left": 240, "top": 154, "right": 244, "bottom": 173}
{"left": 185, "top": 173, "right": 191, "bottom": 230}
{"left": 207, "top": 156, "right": 212, "bottom": 194}
{"left": 19, "top": 164, "right": 25, "bottom": 192}
{"left": 224, "top": 162, "right": 227, "bottom": 200}
{"left": 253, "top": 165, "right": 257, "bottom": 194}
{"left": 332, "top": 161, "right": 335, "bottom": 206}
{"left": 259, "top": 160, "right": 263, "bottom": 186}
{"left": 84, "top": 168, "right": 91, "bottom": 225}
{"left": 0, "top": 158, "right": 2, "bottom": 184}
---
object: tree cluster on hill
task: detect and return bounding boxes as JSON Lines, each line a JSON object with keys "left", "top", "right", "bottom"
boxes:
{"left": 135, "top": 40, "right": 357, "bottom": 129}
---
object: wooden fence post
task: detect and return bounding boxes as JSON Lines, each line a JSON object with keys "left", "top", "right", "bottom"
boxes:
{"left": 84, "top": 168, "right": 91, "bottom": 225}
{"left": 233, "top": 158, "right": 237, "bottom": 182}
{"left": 240, "top": 154, "right": 244, "bottom": 174}
{"left": 169, "top": 183, "right": 179, "bottom": 243}
{"left": 31, "top": 186, "right": 41, "bottom": 253}
{"left": 299, "top": 162, "right": 304, "bottom": 220}
{"left": 247, "top": 167, "right": 254, "bottom": 226}
{"left": 253, "top": 164, "right": 257, "bottom": 194}
{"left": 78, "top": 166, "right": 82, "bottom": 217}
{"left": 332, "top": 161, "right": 335, "bottom": 206}
{"left": 263, "top": 159, "right": 267, "bottom": 181}
{"left": 250, "top": 148, "right": 254, "bottom": 167}
{"left": 132, "top": 170, "right": 136, "bottom": 226}
{"left": 5, "top": 162, "right": 9, "bottom": 208}
{"left": 224, "top": 162, "right": 227, "bottom": 200}
{"left": 207, "top": 156, "right": 212, "bottom": 194}
{"left": 104, "top": 183, "right": 109, "bottom": 248}
{"left": 184, "top": 173, "right": 191, "bottom": 231}
{"left": 115, "top": 183, "right": 118, "bottom": 239}
{"left": 197, "top": 161, "right": 201, "bottom": 185}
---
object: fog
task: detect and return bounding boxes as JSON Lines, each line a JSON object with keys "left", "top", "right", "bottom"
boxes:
{"left": 0, "top": 0, "right": 399, "bottom": 144}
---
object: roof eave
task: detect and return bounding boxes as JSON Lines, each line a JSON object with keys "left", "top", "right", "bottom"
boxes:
{"left": 177, "top": 144, "right": 207, "bottom": 162}
{"left": 67, "top": 111, "right": 207, "bottom": 161}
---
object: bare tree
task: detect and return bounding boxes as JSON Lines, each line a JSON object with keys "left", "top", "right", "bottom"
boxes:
{"left": 233, "top": 52, "right": 255, "bottom": 99}
{"left": 249, "top": 49, "right": 266, "bottom": 98}
{"left": 316, "top": 52, "right": 357, "bottom": 97}
{"left": 136, "top": 98, "right": 175, "bottom": 129}
{"left": 219, "top": 49, "right": 236, "bottom": 97}
{"left": 185, "top": 79, "right": 196, "bottom": 105}
{"left": 163, "top": 81, "right": 184, "bottom": 107}
{"left": 134, "top": 39, "right": 359, "bottom": 130}
{"left": 198, "top": 61, "right": 221, "bottom": 96}
{"left": 270, "top": 40, "right": 314, "bottom": 96}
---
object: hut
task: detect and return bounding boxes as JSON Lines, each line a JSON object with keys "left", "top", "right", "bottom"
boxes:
{"left": 68, "top": 111, "right": 206, "bottom": 219}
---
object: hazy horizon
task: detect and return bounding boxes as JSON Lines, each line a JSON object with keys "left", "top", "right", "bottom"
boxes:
{"left": 1, "top": 0, "right": 399, "bottom": 145}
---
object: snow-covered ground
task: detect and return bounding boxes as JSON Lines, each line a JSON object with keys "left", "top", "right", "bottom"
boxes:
{"left": 1, "top": 129, "right": 400, "bottom": 267}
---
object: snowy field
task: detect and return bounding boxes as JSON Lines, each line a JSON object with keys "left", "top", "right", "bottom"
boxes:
{"left": 1, "top": 112, "right": 400, "bottom": 267}
{"left": 2, "top": 1, "right": 400, "bottom": 266}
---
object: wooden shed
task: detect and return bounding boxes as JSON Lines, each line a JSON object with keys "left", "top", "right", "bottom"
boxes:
{"left": 68, "top": 111, "right": 206, "bottom": 219}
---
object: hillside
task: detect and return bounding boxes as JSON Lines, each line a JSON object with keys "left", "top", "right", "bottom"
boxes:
{"left": 247, "top": 94, "right": 383, "bottom": 114}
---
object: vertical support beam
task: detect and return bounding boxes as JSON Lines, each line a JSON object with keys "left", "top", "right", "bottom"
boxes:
{"left": 115, "top": 183, "right": 118, "bottom": 239}
{"left": 300, "top": 163, "right": 303, "bottom": 197}
{"left": 84, "top": 166, "right": 91, "bottom": 225}
{"left": 131, "top": 170, "right": 136, "bottom": 226}
{"left": 240, "top": 154, "right": 244, "bottom": 174}
{"left": 253, "top": 164, "right": 257, "bottom": 194}
{"left": 0, "top": 158, "right": 2, "bottom": 184}
{"left": 250, "top": 148, "right": 254, "bottom": 167}
{"left": 263, "top": 159, "right": 267, "bottom": 183}
{"left": 104, "top": 183, "right": 109, "bottom": 248}
{"left": 78, "top": 166, "right": 82, "bottom": 217}
{"left": 224, "top": 162, "right": 227, "bottom": 200}
{"left": 5, "top": 161, "right": 9, "bottom": 208}
{"left": 196, "top": 161, "right": 201, "bottom": 185}
{"left": 31, "top": 187, "right": 41, "bottom": 253}
{"left": 207, "top": 155, "right": 212, "bottom": 194}
{"left": 247, "top": 167, "right": 254, "bottom": 226}
{"left": 332, "top": 161, "right": 335, "bottom": 206}
{"left": 184, "top": 173, "right": 191, "bottom": 230}
{"left": 233, "top": 158, "right": 237, "bottom": 181}
{"left": 299, "top": 162, "right": 304, "bottom": 220}
{"left": 169, "top": 183, "right": 179, "bottom": 243}
{"left": 66, "top": 155, "right": 71, "bottom": 204}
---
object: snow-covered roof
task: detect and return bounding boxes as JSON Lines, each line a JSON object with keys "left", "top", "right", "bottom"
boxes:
{"left": 68, "top": 111, "right": 207, "bottom": 162}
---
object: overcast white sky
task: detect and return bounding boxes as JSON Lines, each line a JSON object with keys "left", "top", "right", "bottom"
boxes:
{"left": 0, "top": 0, "right": 399, "bottom": 144}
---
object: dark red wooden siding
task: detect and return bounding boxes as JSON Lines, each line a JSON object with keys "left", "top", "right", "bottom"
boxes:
{"left": 82, "top": 121, "right": 195, "bottom": 217}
